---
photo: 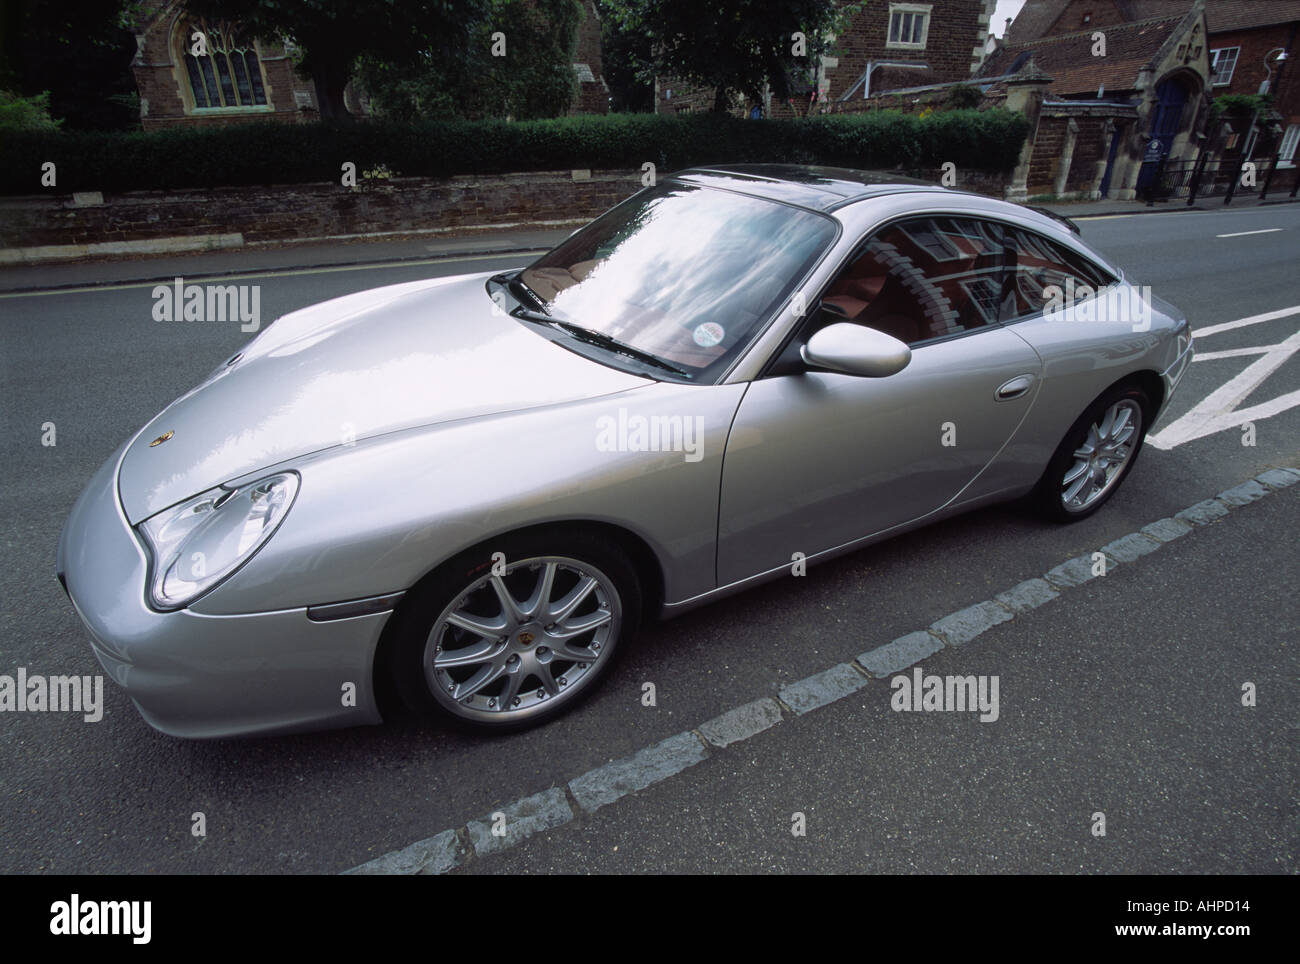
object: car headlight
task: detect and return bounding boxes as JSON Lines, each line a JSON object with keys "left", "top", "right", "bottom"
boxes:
{"left": 138, "top": 472, "right": 299, "bottom": 610}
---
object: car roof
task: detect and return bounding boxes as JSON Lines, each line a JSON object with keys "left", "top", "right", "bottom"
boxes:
{"left": 669, "top": 164, "right": 948, "bottom": 213}
{"left": 670, "top": 163, "right": 1083, "bottom": 239}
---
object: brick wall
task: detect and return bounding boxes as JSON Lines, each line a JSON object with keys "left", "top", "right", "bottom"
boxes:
{"left": 1027, "top": 115, "right": 1069, "bottom": 190}
{"left": 1064, "top": 116, "right": 1112, "bottom": 190}
{"left": 1211, "top": 25, "right": 1300, "bottom": 125}
{"left": 569, "top": 1, "right": 609, "bottom": 115}
{"left": 0, "top": 171, "right": 643, "bottom": 249}
{"left": 830, "top": 0, "right": 993, "bottom": 94}
{"left": 1024, "top": 113, "right": 1116, "bottom": 196}
{"left": 1038, "top": 0, "right": 1134, "bottom": 37}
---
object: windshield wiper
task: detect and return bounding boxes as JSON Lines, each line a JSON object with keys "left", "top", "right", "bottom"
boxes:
{"left": 550, "top": 321, "right": 690, "bottom": 377}
{"left": 493, "top": 273, "right": 689, "bottom": 378}
{"left": 488, "top": 272, "right": 547, "bottom": 313}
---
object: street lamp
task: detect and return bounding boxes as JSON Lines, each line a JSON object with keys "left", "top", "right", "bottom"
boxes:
{"left": 1244, "top": 49, "right": 1289, "bottom": 164}
{"left": 1259, "top": 48, "right": 1289, "bottom": 94}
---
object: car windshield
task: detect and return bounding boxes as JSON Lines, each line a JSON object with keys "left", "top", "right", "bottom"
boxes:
{"left": 517, "top": 182, "right": 838, "bottom": 380}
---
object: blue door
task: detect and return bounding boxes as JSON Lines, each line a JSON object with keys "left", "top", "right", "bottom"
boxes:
{"left": 1136, "top": 79, "right": 1188, "bottom": 194}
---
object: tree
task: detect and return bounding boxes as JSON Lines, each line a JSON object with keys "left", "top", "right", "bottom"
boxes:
{"left": 358, "top": 0, "right": 582, "bottom": 121}
{"left": 603, "top": 0, "right": 849, "bottom": 113}
{"left": 0, "top": 0, "right": 139, "bottom": 130}
{"left": 0, "top": 90, "right": 62, "bottom": 130}
{"left": 185, "top": 0, "right": 492, "bottom": 121}
{"left": 598, "top": 1, "right": 653, "bottom": 112}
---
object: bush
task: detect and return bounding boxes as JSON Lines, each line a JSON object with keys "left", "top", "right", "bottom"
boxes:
{"left": 0, "top": 110, "right": 1030, "bottom": 195}
{"left": 0, "top": 91, "right": 62, "bottom": 132}
{"left": 945, "top": 85, "right": 984, "bottom": 110}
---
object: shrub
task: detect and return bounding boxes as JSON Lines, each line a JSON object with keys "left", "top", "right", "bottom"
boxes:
{"left": 0, "top": 110, "right": 1030, "bottom": 195}
{"left": 0, "top": 91, "right": 62, "bottom": 132}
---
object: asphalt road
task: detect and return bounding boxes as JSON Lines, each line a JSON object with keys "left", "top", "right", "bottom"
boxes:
{"left": 0, "top": 202, "right": 1296, "bottom": 874}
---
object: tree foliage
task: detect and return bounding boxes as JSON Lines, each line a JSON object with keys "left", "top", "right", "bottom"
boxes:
{"left": 603, "top": 0, "right": 851, "bottom": 113}
{"left": 185, "top": 0, "right": 492, "bottom": 120}
{"left": 0, "top": 90, "right": 62, "bottom": 131}
{"left": 0, "top": 0, "right": 139, "bottom": 130}
{"left": 358, "top": 0, "right": 582, "bottom": 121}
{"left": 598, "top": 1, "right": 652, "bottom": 112}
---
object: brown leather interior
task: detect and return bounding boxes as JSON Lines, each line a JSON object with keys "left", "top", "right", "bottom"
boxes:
{"left": 822, "top": 257, "right": 928, "bottom": 344}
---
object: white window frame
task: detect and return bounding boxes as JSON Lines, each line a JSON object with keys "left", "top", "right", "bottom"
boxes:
{"left": 1279, "top": 123, "right": 1300, "bottom": 169}
{"left": 887, "top": 3, "right": 932, "bottom": 51}
{"left": 1210, "top": 47, "right": 1239, "bottom": 87}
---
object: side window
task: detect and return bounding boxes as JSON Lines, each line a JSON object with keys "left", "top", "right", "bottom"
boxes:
{"left": 819, "top": 216, "right": 1006, "bottom": 345}
{"left": 1001, "top": 225, "right": 1117, "bottom": 321}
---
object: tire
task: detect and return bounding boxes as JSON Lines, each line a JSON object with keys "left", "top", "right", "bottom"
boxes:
{"left": 387, "top": 530, "right": 641, "bottom": 732}
{"left": 1033, "top": 382, "right": 1150, "bottom": 523}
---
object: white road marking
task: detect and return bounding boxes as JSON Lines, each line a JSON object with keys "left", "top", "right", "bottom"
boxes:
{"left": 1194, "top": 304, "right": 1300, "bottom": 338}
{"left": 1216, "top": 228, "right": 1284, "bottom": 238}
{"left": 1192, "top": 346, "right": 1272, "bottom": 361}
{"left": 1148, "top": 326, "right": 1300, "bottom": 449}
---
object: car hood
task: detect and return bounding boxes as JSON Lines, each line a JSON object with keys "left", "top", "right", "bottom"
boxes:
{"left": 118, "top": 271, "right": 650, "bottom": 523}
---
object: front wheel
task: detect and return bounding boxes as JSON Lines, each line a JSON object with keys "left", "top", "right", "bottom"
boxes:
{"left": 1033, "top": 383, "right": 1149, "bottom": 522}
{"left": 388, "top": 531, "right": 641, "bottom": 731}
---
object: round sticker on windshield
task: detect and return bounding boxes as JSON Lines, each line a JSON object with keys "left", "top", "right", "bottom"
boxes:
{"left": 693, "top": 322, "right": 725, "bottom": 347}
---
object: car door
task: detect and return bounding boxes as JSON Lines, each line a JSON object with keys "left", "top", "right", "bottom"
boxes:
{"left": 716, "top": 215, "right": 1042, "bottom": 586}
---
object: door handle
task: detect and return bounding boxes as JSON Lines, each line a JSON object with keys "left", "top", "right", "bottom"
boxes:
{"left": 996, "top": 374, "right": 1035, "bottom": 401}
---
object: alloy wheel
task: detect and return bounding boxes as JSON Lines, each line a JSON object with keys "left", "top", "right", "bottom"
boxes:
{"left": 1060, "top": 398, "right": 1143, "bottom": 512}
{"left": 423, "top": 555, "right": 621, "bottom": 723}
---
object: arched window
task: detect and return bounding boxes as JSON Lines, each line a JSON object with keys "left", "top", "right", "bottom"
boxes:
{"left": 182, "top": 20, "right": 268, "bottom": 109}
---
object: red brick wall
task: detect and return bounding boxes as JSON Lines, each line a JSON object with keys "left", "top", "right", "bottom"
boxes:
{"left": 830, "top": 0, "right": 990, "bottom": 94}
{"left": 1027, "top": 115, "right": 1069, "bottom": 190}
{"left": 569, "top": 1, "right": 609, "bottom": 114}
{"left": 0, "top": 171, "right": 643, "bottom": 248}
{"left": 1024, "top": 114, "right": 1112, "bottom": 195}
{"left": 1039, "top": 0, "right": 1133, "bottom": 37}
{"left": 1064, "top": 116, "right": 1112, "bottom": 190}
{"left": 1211, "top": 24, "right": 1300, "bottom": 125}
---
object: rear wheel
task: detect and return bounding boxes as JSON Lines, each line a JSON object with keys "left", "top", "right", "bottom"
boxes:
{"left": 1034, "top": 383, "right": 1149, "bottom": 522}
{"left": 388, "top": 531, "right": 640, "bottom": 731}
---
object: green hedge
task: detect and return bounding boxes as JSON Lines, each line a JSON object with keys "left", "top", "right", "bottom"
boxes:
{"left": 0, "top": 110, "right": 1029, "bottom": 195}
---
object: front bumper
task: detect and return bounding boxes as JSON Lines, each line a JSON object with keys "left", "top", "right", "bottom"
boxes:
{"left": 57, "top": 442, "right": 387, "bottom": 739}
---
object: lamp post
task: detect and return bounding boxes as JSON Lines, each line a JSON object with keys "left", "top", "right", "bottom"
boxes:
{"left": 1257, "top": 48, "right": 1290, "bottom": 199}
{"left": 1259, "top": 47, "right": 1289, "bottom": 96}
{"left": 1229, "top": 48, "right": 1289, "bottom": 203}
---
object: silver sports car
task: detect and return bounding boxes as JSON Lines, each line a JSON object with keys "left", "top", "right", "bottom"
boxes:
{"left": 58, "top": 165, "right": 1192, "bottom": 738}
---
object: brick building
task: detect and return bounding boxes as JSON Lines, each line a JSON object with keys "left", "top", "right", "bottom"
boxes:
{"left": 569, "top": 1, "right": 611, "bottom": 114}
{"left": 128, "top": 0, "right": 338, "bottom": 129}
{"left": 999, "top": 0, "right": 1300, "bottom": 196}
{"left": 656, "top": 0, "right": 998, "bottom": 116}
{"left": 129, "top": 0, "right": 609, "bottom": 129}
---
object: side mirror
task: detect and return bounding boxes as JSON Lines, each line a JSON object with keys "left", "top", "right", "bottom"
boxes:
{"left": 800, "top": 322, "right": 911, "bottom": 378}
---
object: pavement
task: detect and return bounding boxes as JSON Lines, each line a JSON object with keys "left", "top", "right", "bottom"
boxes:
{"left": 0, "top": 227, "right": 573, "bottom": 294}
{"left": 1034, "top": 191, "right": 1300, "bottom": 220}
{"left": 0, "top": 196, "right": 1296, "bottom": 875}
